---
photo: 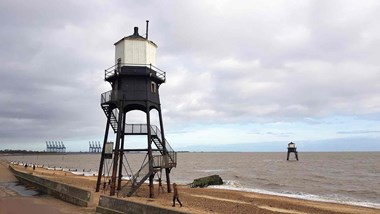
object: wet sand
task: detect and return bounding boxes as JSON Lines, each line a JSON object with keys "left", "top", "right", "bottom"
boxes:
{"left": 8, "top": 163, "right": 380, "bottom": 214}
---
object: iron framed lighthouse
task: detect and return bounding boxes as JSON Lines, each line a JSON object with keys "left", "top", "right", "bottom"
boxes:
{"left": 96, "top": 22, "right": 177, "bottom": 198}
{"left": 287, "top": 142, "right": 299, "bottom": 161}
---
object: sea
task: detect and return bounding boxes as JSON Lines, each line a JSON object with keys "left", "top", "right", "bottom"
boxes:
{"left": 2, "top": 152, "right": 380, "bottom": 209}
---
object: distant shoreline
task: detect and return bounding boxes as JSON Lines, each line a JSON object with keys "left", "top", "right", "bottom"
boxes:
{"left": 1, "top": 150, "right": 379, "bottom": 155}
{"left": 0, "top": 151, "right": 99, "bottom": 155}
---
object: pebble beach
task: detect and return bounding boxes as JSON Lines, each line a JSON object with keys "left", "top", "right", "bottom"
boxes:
{"left": 3, "top": 161, "right": 380, "bottom": 214}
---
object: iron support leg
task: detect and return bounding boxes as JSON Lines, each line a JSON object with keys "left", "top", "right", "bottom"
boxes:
{"left": 158, "top": 107, "right": 172, "bottom": 193}
{"left": 110, "top": 110, "right": 123, "bottom": 196}
{"left": 165, "top": 168, "right": 171, "bottom": 193}
{"left": 96, "top": 108, "right": 111, "bottom": 192}
{"left": 117, "top": 113, "right": 126, "bottom": 190}
{"left": 146, "top": 104, "right": 154, "bottom": 198}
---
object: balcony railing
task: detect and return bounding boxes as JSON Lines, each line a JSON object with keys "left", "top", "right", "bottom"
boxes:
{"left": 152, "top": 154, "right": 176, "bottom": 168}
{"left": 100, "top": 90, "right": 112, "bottom": 104}
{"left": 125, "top": 124, "right": 160, "bottom": 135}
{"left": 104, "top": 63, "right": 166, "bottom": 82}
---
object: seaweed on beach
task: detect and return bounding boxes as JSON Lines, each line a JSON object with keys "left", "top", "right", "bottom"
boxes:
{"left": 190, "top": 175, "right": 223, "bottom": 188}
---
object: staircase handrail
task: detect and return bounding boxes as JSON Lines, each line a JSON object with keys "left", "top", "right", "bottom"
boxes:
{"left": 163, "top": 139, "right": 175, "bottom": 154}
{"left": 133, "top": 159, "right": 150, "bottom": 182}
{"left": 119, "top": 161, "right": 148, "bottom": 197}
{"left": 150, "top": 127, "right": 175, "bottom": 154}
{"left": 111, "top": 109, "right": 119, "bottom": 129}
{"left": 124, "top": 124, "right": 176, "bottom": 166}
{"left": 150, "top": 127, "right": 176, "bottom": 166}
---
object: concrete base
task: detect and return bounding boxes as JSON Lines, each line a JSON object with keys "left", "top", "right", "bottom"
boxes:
{"left": 96, "top": 206, "right": 125, "bottom": 214}
{"left": 97, "top": 195, "right": 189, "bottom": 214}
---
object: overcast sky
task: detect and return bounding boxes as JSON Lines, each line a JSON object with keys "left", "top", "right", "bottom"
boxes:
{"left": 1, "top": 0, "right": 380, "bottom": 151}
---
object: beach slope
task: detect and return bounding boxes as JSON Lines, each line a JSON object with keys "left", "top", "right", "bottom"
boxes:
{"left": 8, "top": 163, "right": 380, "bottom": 214}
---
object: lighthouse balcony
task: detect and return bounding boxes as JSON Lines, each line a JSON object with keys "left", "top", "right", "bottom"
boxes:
{"left": 100, "top": 90, "right": 113, "bottom": 104}
{"left": 105, "top": 63, "right": 166, "bottom": 83}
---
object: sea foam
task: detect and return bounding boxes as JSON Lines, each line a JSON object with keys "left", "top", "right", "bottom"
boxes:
{"left": 209, "top": 181, "right": 380, "bottom": 209}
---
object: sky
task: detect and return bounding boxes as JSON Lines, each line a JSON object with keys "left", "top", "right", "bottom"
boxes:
{"left": 1, "top": 0, "right": 380, "bottom": 152}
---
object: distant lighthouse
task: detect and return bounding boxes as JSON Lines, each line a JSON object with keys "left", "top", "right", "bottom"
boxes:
{"left": 287, "top": 142, "right": 299, "bottom": 161}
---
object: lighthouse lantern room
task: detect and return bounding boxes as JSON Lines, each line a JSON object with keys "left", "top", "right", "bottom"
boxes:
{"left": 114, "top": 27, "right": 157, "bottom": 66}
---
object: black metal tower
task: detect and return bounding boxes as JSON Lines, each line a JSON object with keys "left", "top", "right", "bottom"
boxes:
{"left": 287, "top": 142, "right": 299, "bottom": 161}
{"left": 96, "top": 23, "right": 177, "bottom": 198}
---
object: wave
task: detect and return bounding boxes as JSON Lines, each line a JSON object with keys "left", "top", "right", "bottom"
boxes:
{"left": 83, "top": 172, "right": 97, "bottom": 177}
{"left": 263, "top": 182, "right": 287, "bottom": 188}
{"left": 223, "top": 180, "right": 242, "bottom": 188}
{"left": 195, "top": 169, "right": 225, "bottom": 173}
{"left": 338, "top": 189, "right": 380, "bottom": 197}
{"left": 70, "top": 171, "right": 98, "bottom": 177}
{"left": 255, "top": 177, "right": 270, "bottom": 182}
{"left": 209, "top": 183, "right": 380, "bottom": 209}
{"left": 71, "top": 172, "right": 84, "bottom": 176}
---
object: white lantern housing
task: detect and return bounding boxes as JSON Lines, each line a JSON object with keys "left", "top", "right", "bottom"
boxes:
{"left": 114, "top": 27, "right": 157, "bottom": 66}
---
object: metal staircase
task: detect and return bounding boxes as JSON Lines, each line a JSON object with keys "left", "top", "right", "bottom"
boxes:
{"left": 100, "top": 91, "right": 119, "bottom": 132}
{"left": 151, "top": 129, "right": 177, "bottom": 168}
{"left": 119, "top": 161, "right": 151, "bottom": 197}
{"left": 119, "top": 155, "right": 166, "bottom": 197}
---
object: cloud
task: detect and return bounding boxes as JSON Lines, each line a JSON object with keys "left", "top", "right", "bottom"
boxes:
{"left": 162, "top": 56, "right": 380, "bottom": 125}
{"left": 337, "top": 130, "right": 380, "bottom": 135}
{"left": 154, "top": 0, "right": 380, "bottom": 126}
{"left": 1, "top": 0, "right": 380, "bottom": 150}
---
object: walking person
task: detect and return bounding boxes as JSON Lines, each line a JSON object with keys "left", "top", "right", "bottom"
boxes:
{"left": 172, "top": 183, "right": 182, "bottom": 207}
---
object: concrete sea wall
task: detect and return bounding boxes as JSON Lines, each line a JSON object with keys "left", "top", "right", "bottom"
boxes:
{"left": 9, "top": 166, "right": 188, "bottom": 213}
{"left": 96, "top": 195, "right": 189, "bottom": 214}
{"left": 10, "top": 166, "right": 92, "bottom": 207}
